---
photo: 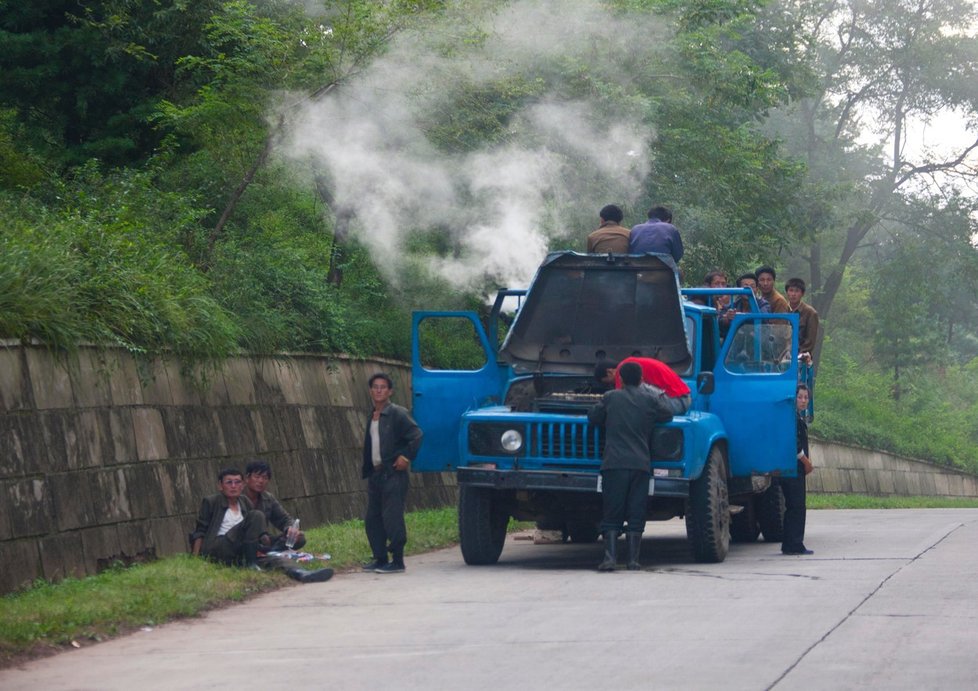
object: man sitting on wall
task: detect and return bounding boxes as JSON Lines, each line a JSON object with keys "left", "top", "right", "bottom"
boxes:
{"left": 244, "top": 459, "right": 305, "bottom": 552}
{"left": 190, "top": 467, "right": 332, "bottom": 583}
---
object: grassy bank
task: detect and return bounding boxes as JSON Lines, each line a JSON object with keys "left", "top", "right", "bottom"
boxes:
{"left": 4, "top": 498, "right": 978, "bottom": 664}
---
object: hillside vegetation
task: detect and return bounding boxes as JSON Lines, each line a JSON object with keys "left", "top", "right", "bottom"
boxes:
{"left": 2, "top": 0, "right": 978, "bottom": 470}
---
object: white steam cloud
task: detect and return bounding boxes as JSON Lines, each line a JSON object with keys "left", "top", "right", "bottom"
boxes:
{"left": 282, "top": 0, "right": 667, "bottom": 292}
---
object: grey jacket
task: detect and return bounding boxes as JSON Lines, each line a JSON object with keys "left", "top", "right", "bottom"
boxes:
{"left": 361, "top": 402, "right": 423, "bottom": 478}
{"left": 588, "top": 385, "right": 673, "bottom": 472}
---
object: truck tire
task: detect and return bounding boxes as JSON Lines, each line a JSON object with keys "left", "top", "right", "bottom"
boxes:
{"left": 566, "top": 520, "right": 600, "bottom": 544}
{"left": 686, "top": 446, "right": 730, "bottom": 563}
{"left": 757, "top": 483, "right": 786, "bottom": 542}
{"left": 459, "top": 486, "right": 508, "bottom": 565}
{"left": 730, "top": 500, "right": 760, "bottom": 543}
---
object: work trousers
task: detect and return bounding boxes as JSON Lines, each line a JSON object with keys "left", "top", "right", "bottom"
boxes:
{"left": 600, "top": 469, "right": 649, "bottom": 534}
{"left": 202, "top": 510, "right": 267, "bottom": 565}
{"left": 365, "top": 468, "right": 409, "bottom": 563}
{"left": 780, "top": 465, "right": 808, "bottom": 551}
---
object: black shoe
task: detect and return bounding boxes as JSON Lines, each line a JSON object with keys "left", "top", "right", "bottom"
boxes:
{"left": 375, "top": 562, "right": 405, "bottom": 574}
{"left": 287, "top": 567, "right": 334, "bottom": 583}
{"left": 362, "top": 559, "right": 387, "bottom": 571}
{"left": 781, "top": 547, "right": 814, "bottom": 555}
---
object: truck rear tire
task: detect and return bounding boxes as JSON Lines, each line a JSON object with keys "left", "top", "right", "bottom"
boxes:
{"left": 459, "top": 486, "right": 508, "bottom": 565}
{"left": 757, "top": 482, "right": 786, "bottom": 542}
{"left": 686, "top": 446, "right": 731, "bottom": 563}
{"left": 730, "top": 499, "right": 760, "bottom": 543}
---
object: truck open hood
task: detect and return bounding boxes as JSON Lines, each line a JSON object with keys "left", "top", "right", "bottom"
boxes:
{"left": 499, "top": 252, "right": 691, "bottom": 374}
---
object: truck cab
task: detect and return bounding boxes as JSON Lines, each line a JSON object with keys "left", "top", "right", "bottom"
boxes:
{"left": 411, "top": 252, "right": 806, "bottom": 564}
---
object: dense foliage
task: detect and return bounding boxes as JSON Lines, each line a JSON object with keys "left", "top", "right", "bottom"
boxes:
{"left": 1, "top": 0, "right": 977, "bottom": 469}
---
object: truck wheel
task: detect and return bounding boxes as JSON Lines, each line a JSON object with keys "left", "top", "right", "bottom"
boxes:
{"left": 459, "top": 486, "right": 508, "bottom": 565}
{"left": 686, "top": 446, "right": 730, "bottom": 563}
{"left": 757, "top": 483, "right": 786, "bottom": 542}
{"left": 566, "top": 521, "right": 600, "bottom": 544}
{"left": 730, "top": 500, "right": 760, "bottom": 543}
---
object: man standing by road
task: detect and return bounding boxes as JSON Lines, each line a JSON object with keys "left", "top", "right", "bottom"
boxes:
{"left": 586, "top": 204, "right": 630, "bottom": 253}
{"left": 628, "top": 205, "right": 683, "bottom": 264}
{"left": 362, "top": 372, "right": 423, "bottom": 574}
{"left": 782, "top": 384, "right": 814, "bottom": 555}
{"left": 588, "top": 362, "right": 674, "bottom": 571}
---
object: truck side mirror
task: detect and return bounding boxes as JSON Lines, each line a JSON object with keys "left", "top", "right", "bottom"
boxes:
{"left": 696, "top": 372, "right": 715, "bottom": 395}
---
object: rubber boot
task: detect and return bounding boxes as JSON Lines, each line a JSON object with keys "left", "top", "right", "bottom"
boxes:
{"left": 597, "top": 531, "right": 618, "bottom": 572}
{"left": 286, "top": 567, "right": 334, "bottom": 583}
{"left": 626, "top": 533, "right": 642, "bottom": 571}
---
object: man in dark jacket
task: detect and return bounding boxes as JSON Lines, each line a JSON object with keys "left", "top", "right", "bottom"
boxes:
{"left": 588, "top": 362, "right": 674, "bottom": 571}
{"left": 781, "top": 384, "right": 814, "bottom": 555}
{"left": 244, "top": 459, "right": 305, "bottom": 551}
{"left": 191, "top": 468, "right": 269, "bottom": 568}
{"left": 361, "top": 372, "right": 423, "bottom": 574}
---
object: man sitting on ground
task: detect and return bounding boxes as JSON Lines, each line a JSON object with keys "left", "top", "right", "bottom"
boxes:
{"left": 244, "top": 459, "right": 305, "bottom": 552}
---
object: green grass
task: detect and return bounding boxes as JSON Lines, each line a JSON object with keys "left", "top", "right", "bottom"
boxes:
{"left": 808, "top": 494, "right": 978, "bottom": 510}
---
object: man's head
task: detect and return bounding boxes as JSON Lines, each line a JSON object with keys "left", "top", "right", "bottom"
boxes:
{"left": 594, "top": 359, "right": 617, "bottom": 386}
{"left": 755, "top": 266, "right": 777, "bottom": 296}
{"left": 647, "top": 205, "right": 673, "bottom": 222}
{"left": 217, "top": 468, "right": 245, "bottom": 499}
{"left": 599, "top": 204, "right": 623, "bottom": 224}
{"left": 704, "top": 270, "right": 727, "bottom": 288}
{"left": 735, "top": 273, "right": 758, "bottom": 290}
{"left": 796, "top": 383, "right": 810, "bottom": 412}
{"left": 785, "top": 277, "right": 806, "bottom": 307}
{"left": 619, "top": 361, "right": 642, "bottom": 387}
{"left": 369, "top": 372, "right": 394, "bottom": 407}
{"left": 244, "top": 460, "right": 272, "bottom": 495}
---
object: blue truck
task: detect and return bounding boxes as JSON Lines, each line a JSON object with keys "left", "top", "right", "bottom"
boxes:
{"left": 410, "top": 251, "right": 807, "bottom": 564}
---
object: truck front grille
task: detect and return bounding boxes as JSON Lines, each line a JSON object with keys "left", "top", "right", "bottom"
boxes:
{"left": 529, "top": 422, "right": 604, "bottom": 461}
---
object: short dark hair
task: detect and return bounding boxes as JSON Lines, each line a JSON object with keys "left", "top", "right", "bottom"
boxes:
{"left": 785, "top": 277, "right": 806, "bottom": 294}
{"left": 218, "top": 467, "right": 243, "bottom": 482}
{"left": 735, "top": 273, "right": 757, "bottom": 287}
{"left": 245, "top": 460, "right": 272, "bottom": 478}
{"left": 619, "top": 361, "right": 642, "bottom": 386}
{"left": 797, "top": 383, "right": 810, "bottom": 395}
{"left": 647, "top": 205, "right": 672, "bottom": 222}
{"left": 599, "top": 204, "right": 623, "bottom": 223}
{"left": 369, "top": 372, "right": 393, "bottom": 389}
{"left": 704, "top": 270, "right": 726, "bottom": 286}
{"left": 594, "top": 359, "right": 617, "bottom": 381}
{"left": 755, "top": 265, "right": 776, "bottom": 280}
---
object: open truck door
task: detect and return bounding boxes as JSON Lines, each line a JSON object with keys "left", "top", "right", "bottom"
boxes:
{"left": 411, "top": 311, "right": 509, "bottom": 471}
{"left": 711, "top": 313, "right": 800, "bottom": 478}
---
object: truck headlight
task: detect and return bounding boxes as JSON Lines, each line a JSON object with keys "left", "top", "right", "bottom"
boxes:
{"left": 500, "top": 429, "right": 523, "bottom": 452}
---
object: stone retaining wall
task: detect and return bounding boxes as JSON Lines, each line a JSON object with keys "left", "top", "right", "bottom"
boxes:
{"left": 809, "top": 439, "right": 978, "bottom": 497}
{"left": 0, "top": 345, "right": 453, "bottom": 594}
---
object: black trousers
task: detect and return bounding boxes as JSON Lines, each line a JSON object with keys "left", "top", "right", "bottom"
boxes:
{"left": 202, "top": 510, "right": 267, "bottom": 564}
{"left": 600, "top": 469, "right": 649, "bottom": 534}
{"left": 365, "top": 468, "right": 409, "bottom": 563}
{"left": 780, "top": 468, "right": 808, "bottom": 551}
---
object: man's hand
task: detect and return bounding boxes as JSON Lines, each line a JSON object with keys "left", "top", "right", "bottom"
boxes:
{"left": 800, "top": 455, "right": 813, "bottom": 476}
{"left": 393, "top": 455, "right": 411, "bottom": 471}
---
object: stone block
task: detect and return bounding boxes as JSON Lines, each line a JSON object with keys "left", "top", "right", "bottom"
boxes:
{"left": 160, "top": 407, "right": 191, "bottom": 459}
{"left": 297, "top": 358, "right": 333, "bottom": 407}
{"left": 249, "top": 410, "right": 272, "bottom": 452}
{"left": 0, "top": 347, "right": 32, "bottom": 411}
{"left": 253, "top": 409, "right": 284, "bottom": 452}
{"left": 297, "top": 449, "right": 329, "bottom": 495}
{"left": 267, "top": 452, "right": 303, "bottom": 500}
{"left": 180, "top": 408, "right": 226, "bottom": 458}
{"left": 116, "top": 522, "right": 156, "bottom": 563}
{"left": 39, "top": 532, "right": 86, "bottom": 582}
{"left": 217, "top": 407, "right": 257, "bottom": 457}
{"left": 877, "top": 470, "right": 896, "bottom": 495}
{"left": 132, "top": 408, "right": 168, "bottom": 461}
{"left": 905, "top": 472, "right": 923, "bottom": 495}
{"left": 69, "top": 348, "right": 113, "bottom": 408}
{"left": 273, "top": 358, "right": 308, "bottom": 405}
{"left": 848, "top": 468, "right": 867, "bottom": 493}
{"left": 221, "top": 358, "right": 257, "bottom": 406}
{"left": 163, "top": 358, "right": 203, "bottom": 406}
{"left": 48, "top": 472, "right": 95, "bottom": 531}
{"left": 253, "top": 359, "right": 287, "bottom": 406}
{"left": 149, "top": 515, "right": 191, "bottom": 557}
{"left": 7, "top": 478, "right": 55, "bottom": 537}
{"left": 277, "top": 407, "right": 305, "bottom": 451}
{"left": 195, "top": 365, "right": 231, "bottom": 407}
{"left": 298, "top": 407, "right": 324, "bottom": 449}
{"left": 918, "top": 472, "right": 937, "bottom": 496}
{"left": 0, "top": 482, "right": 11, "bottom": 540}
{"left": 0, "top": 539, "right": 42, "bottom": 593}
{"left": 25, "top": 348, "right": 74, "bottom": 410}
{"left": 0, "top": 414, "right": 26, "bottom": 478}
{"left": 137, "top": 358, "right": 174, "bottom": 406}
{"left": 122, "top": 464, "right": 162, "bottom": 520}
{"left": 165, "top": 461, "right": 198, "bottom": 515}
{"left": 75, "top": 410, "right": 110, "bottom": 469}
{"left": 322, "top": 362, "right": 356, "bottom": 408}
{"left": 108, "top": 408, "right": 138, "bottom": 464}
{"left": 105, "top": 351, "right": 144, "bottom": 407}
{"left": 89, "top": 468, "right": 133, "bottom": 523}
{"left": 80, "top": 524, "right": 122, "bottom": 574}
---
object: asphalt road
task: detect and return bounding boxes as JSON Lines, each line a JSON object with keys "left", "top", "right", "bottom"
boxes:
{"left": 2, "top": 509, "right": 977, "bottom": 691}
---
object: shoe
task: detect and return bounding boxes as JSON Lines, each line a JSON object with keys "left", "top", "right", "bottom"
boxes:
{"left": 597, "top": 530, "right": 619, "bottom": 572}
{"left": 286, "top": 567, "right": 334, "bottom": 583}
{"left": 374, "top": 562, "right": 405, "bottom": 574}
{"left": 781, "top": 547, "right": 814, "bottom": 555}
{"left": 362, "top": 559, "right": 387, "bottom": 571}
{"left": 626, "top": 532, "right": 643, "bottom": 571}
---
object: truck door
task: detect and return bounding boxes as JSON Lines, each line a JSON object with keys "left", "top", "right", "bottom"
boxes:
{"left": 711, "top": 313, "right": 800, "bottom": 477}
{"left": 411, "top": 311, "right": 508, "bottom": 471}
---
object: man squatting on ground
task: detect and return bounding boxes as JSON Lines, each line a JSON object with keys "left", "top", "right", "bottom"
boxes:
{"left": 361, "top": 372, "right": 423, "bottom": 574}
{"left": 594, "top": 356, "right": 692, "bottom": 416}
{"left": 191, "top": 467, "right": 333, "bottom": 583}
{"left": 588, "top": 362, "right": 675, "bottom": 571}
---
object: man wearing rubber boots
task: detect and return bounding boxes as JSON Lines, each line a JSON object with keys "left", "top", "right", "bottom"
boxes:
{"left": 588, "top": 362, "right": 674, "bottom": 571}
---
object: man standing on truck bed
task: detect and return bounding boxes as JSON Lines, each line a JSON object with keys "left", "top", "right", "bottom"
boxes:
{"left": 588, "top": 362, "right": 674, "bottom": 571}
{"left": 594, "top": 356, "right": 691, "bottom": 415}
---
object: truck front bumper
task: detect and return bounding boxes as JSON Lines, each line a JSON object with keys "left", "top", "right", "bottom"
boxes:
{"left": 458, "top": 467, "right": 690, "bottom": 498}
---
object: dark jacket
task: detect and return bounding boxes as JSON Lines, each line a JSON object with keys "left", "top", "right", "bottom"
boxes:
{"left": 251, "top": 490, "right": 292, "bottom": 533}
{"left": 588, "top": 385, "right": 673, "bottom": 472}
{"left": 361, "top": 402, "right": 423, "bottom": 479}
{"left": 190, "top": 493, "right": 256, "bottom": 549}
